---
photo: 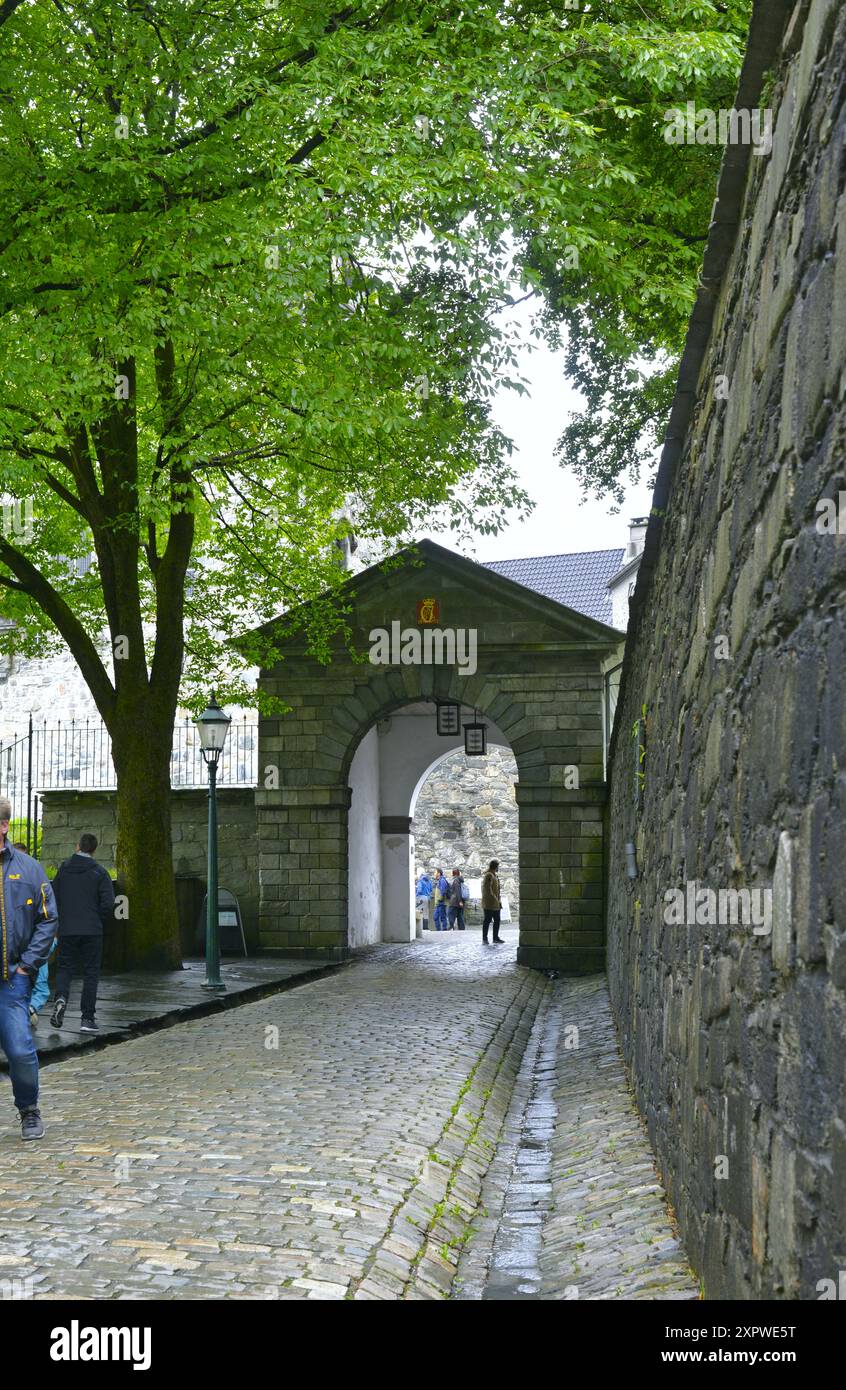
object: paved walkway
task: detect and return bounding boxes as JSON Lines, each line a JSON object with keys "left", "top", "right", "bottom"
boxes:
{"left": 0, "top": 937, "right": 695, "bottom": 1300}
{"left": 13, "top": 958, "right": 338, "bottom": 1061}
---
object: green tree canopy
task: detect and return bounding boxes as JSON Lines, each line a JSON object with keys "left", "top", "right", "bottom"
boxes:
{"left": 0, "top": 0, "right": 750, "bottom": 961}
{"left": 511, "top": 0, "right": 753, "bottom": 502}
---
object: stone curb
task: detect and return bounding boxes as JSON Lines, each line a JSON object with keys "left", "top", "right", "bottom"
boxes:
{"left": 0, "top": 959, "right": 353, "bottom": 1075}
{"left": 452, "top": 987, "right": 553, "bottom": 1298}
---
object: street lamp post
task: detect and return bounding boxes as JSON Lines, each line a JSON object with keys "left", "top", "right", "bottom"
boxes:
{"left": 195, "top": 695, "right": 231, "bottom": 992}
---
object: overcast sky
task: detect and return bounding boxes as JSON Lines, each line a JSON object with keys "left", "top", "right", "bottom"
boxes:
{"left": 419, "top": 303, "right": 657, "bottom": 563}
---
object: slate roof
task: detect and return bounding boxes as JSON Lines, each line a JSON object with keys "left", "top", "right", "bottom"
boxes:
{"left": 484, "top": 548, "right": 625, "bottom": 626}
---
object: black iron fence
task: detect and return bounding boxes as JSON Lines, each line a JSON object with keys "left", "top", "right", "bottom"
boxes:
{"left": 0, "top": 721, "right": 41, "bottom": 855}
{"left": 0, "top": 715, "right": 258, "bottom": 850}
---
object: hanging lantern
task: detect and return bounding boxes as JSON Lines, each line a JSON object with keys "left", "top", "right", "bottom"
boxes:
{"left": 463, "top": 716, "right": 487, "bottom": 757}
{"left": 436, "top": 702, "right": 461, "bottom": 736}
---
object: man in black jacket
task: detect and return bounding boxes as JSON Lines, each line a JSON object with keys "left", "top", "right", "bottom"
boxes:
{"left": 50, "top": 834, "right": 115, "bottom": 1034}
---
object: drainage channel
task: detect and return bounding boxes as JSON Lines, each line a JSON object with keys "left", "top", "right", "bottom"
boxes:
{"left": 454, "top": 982, "right": 560, "bottom": 1300}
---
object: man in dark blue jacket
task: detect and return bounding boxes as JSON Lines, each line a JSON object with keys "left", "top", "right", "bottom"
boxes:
{"left": 50, "top": 833, "right": 115, "bottom": 1034}
{"left": 433, "top": 869, "right": 450, "bottom": 931}
{"left": 0, "top": 797, "right": 58, "bottom": 1139}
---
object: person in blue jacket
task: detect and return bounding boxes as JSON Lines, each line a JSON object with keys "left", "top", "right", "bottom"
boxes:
{"left": 433, "top": 869, "right": 450, "bottom": 931}
{"left": 0, "top": 799, "right": 58, "bottom": 1139}
{"left": 415, "top": 869, "right": 433, "bottom": 930}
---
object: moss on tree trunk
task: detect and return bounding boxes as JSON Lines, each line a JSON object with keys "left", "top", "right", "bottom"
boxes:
{"left": 113, "top": 731, "right": 182, "bottom": 970}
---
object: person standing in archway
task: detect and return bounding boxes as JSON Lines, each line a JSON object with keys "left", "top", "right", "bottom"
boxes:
{"left": 481, "top": 860, "right": 503, "bottom": 944}
{"left": 447, "top": 869, "right": 468, "bottom": 931}
{"left": 433, "top": 868, "right": 450, "bottom": 931}
{"left": 415, "top": 868, "right": 433, "bottom": 930}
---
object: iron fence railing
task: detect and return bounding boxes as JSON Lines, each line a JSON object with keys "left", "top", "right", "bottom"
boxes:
{"left": 168, "top": 715, "right": 258, "bottom": 789}
{"left": 0, "top": 721, "right": 40, "bottom": 854}
{"left": 0, "top": 714, "right": 258, "bottom": 828}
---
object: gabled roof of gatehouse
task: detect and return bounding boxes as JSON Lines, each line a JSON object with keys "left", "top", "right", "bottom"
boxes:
{"left": 485, "top": 549, "right": 624, "bottom": 626}
{"left": 239, "top": 538, "right": 623, "bottom": 652}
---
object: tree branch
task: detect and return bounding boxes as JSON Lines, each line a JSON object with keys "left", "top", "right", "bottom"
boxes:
{"left": 0, "top": 0, "right": 28, "bottom": 27}
{"left": 157, "top": 6, "right": 359, "bottom": 156}
{"left": 0, "top": 538, "right": 115, "bottom": 722}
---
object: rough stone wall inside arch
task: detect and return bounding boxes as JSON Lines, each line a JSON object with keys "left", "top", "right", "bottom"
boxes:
{"left": 412, "top": 745, "right": 519, "bottom": 914}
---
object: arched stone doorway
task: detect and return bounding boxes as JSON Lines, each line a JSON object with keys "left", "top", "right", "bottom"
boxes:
{"left": 411, "top": 743, "right": 519, "bottom": 923}
{"left": 346, "top": 703, "right": 515, "bottom": 946}
{"left": 249, "top": 540, "right": 620, "bottom": 972}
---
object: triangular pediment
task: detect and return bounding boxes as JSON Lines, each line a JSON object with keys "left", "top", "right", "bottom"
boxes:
{"left": 239, "top": 539, "right": 621, "bottom": 655}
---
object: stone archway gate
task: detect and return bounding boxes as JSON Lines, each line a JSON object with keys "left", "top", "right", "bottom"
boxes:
{"left": 247, "top": 540, "right": 621, "bottom": 973}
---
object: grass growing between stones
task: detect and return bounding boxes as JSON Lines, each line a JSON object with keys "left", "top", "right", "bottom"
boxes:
{"left": 348, "top": 973, "right": 546, "bottom": 1299}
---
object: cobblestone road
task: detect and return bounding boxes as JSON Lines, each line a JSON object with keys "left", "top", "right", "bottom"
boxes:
{"left": 2, "top": 935, "right": 544, "bottom": 1300}
{"left": 1, "top": 938, "right": 696, "bottom": 1301}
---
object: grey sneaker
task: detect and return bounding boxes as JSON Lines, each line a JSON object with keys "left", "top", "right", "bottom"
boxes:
{"left": 49, "top": 998, "right": 66, "bottom": 1029}
{"left": 20, "top": 1108, "right": 44, "bottom": 1140}
{"left": 80, "top": 1016, "right": 99, "bottom": 1033}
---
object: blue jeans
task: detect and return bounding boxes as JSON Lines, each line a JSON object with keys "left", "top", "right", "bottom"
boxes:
{"left": 30, "top": 964, "right": 50, "bottom": 1014}
{"left": 448, "top": 906, "right": 465, "bottom": 930}
{"left": 30, "top": 938, "right": 56, "bottom": 1014}
{"left": 0, "top": 971, "right": 39, "bottom": 1110}
{"left": 434, "top": 903, "right": 448, "bottom": 931}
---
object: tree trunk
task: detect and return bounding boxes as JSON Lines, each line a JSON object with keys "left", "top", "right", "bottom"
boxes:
{"left": 112, "top": 723, "right": 182, "bottom": 971}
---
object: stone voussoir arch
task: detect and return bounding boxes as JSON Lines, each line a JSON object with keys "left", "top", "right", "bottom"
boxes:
{"left": 336, "top": 672, "right": 532, "bottom": 783}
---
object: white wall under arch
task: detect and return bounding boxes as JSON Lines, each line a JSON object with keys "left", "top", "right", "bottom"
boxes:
{"left": 347, "top": 727, "right": 382, "bottom": 947}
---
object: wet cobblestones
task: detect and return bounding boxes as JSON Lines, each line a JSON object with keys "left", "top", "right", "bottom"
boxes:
{"left": 457, "top": 975, "right": 699, "bottom": 1300}
{"left": 1, "top": 941, "right": 696, "bottom": 1300}
{"left": 1, "top": 935, "right": 539, "bottom": 1300}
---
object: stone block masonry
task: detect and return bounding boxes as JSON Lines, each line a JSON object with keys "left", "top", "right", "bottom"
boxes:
{"left": 251, "top": 540, "right": 620, "bottom": 972}
{"left": 40, "top": 789, "right": 260, "bottom": 951}
{"left": 606, "top": 0, "right": 846, "bottom": 1298}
